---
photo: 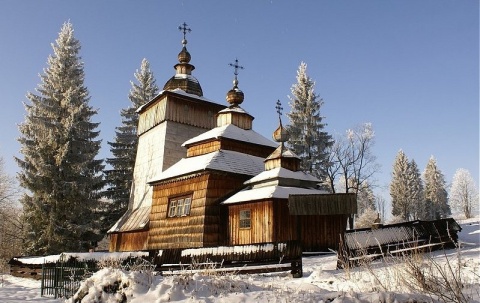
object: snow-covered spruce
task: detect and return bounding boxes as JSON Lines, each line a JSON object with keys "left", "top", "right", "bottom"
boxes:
{"left": 286, "top": 61, "right": 333, "bottom": 181}
{"left": 102, "top": 58, "right": 159, "bottom": 231}
{"left": 16, "top": 22, "right": 104, "bottom": 255}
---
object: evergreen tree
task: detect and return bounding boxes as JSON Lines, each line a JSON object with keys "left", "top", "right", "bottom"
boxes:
{"left": 16, "top": 22, "right": 104, "bottom": 255}
{"left": 423, "top": 156, "right": 450, "bottom": 220}
{"left": 407, "top": 159, "right": 425, "bottom": 220}
{"left": 390, "top": 150, "right": 411, "bottom": 220}
{"left": 102, "top": 59, "right": 158, "bottom": 230}
{"left": 287, "top": 62, "right": 333, "bottom": 181}
{"left": 449, "top": 168, "right": 479, "bottom": 218}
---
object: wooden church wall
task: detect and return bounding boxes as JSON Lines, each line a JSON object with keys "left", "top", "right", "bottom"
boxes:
{"left": 203, "top": 172, "right": 247, "bottom": 247}
{"left": 228, "top": 199, "right": 349, "bottom": 251}
{"left": 109, "top": 230, "right": 149, "bottom": 252}
{"left": 137, "top": 93, "right": 224, "bottom": 136}
{"left": 148, "top": 174, "right": 208, "bottom": 250}
{"left": 228, "top": 201, "right": 275, "bottom": 245}
{"left": 148, "top": 172, "right": 247, "bottom": 250}
{"left": 187, "top": 138, "right": 276, "bottom": 158}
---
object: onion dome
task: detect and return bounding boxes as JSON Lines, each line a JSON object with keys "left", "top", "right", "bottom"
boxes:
{"left": 163, "top": 23, "right": 203, "bottom": 96}
{"left": 273, "top": 100, "right": 289, "bottom": 143}
{"left": 226, "top": 78, "right": 244, "bottom": 105}
{"left": 226, "top": 59, "right": 245, "bottom": 106}
{"left": 273, "top": 124, "right": 289, "bottom": 143}
{"left": 177, "top": 40, "right": 191, "bottom": 63}
{"left": 265, "top": 100, "right": 300, "bottom": 171}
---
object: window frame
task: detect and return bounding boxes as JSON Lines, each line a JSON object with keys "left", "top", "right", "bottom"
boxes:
{"left": 239, "top": 209, "right": 251, "bottom": 229}
{"left": 167, "top": 194, "right": 193, "bottom": 218}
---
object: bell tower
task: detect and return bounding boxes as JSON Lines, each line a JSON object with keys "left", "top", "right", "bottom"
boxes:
{"left": 108, "top": 24, "right": 225, "bottom": 250}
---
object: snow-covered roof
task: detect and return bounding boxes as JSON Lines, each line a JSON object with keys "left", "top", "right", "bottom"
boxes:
{"left": 173, "top": 73, "right": 199, "bottom": 83}
{"left": 265, "top": 145, "right": 300, "bottom": 160}
{"left": 107, "top": 206, "right": 150, "bottom": 233}
{"left": 217, "top": 106, "right": 251, "bottom": 115}
{"left": 245, "top": 167, "right": 320, "bottom": 185}
{"left": 182, "top": 124, "right": 277, "bottom": 148}
{"left": 148, "top": 150, "right": 266, "bottom": 183}
{"left": 222, "top": 185, "right": 326, "bottom": 205}
{"left": 136, "top": 88, "right": 219, "bottom": 113}
{"left": 12, "top": 252, "right": 149, "bottom": 265}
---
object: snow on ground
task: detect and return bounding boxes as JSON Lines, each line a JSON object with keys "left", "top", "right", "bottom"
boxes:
{"left": 1, "top": 218, "right": 479, "bottom": 303}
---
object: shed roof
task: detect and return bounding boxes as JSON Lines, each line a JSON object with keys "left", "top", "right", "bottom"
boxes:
{"left": 107, "top": 206, "right": 150, "bottom": 233}
{"left": 288, "top": 193, "right": 357, "bottom": 215}
{"left": 148, "top": 150, "right": 265, "bottom": 183}
{"left": 182, "top": 123, "right": 277, "bottom": 148}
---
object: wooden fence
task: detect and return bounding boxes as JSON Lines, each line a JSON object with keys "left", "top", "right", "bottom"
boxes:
{"left": 152, "top": 241, "right": 303, "bottom": 277}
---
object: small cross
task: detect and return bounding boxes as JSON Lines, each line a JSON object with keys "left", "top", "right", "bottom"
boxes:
{"left": 276, "top": 100, "right": 283, "bottom": 117}
{"left": 228, "top": 58, "right": 244, "bottom": 78}
{"left": 178, "top": 22, "right": 191, "bottom": 40}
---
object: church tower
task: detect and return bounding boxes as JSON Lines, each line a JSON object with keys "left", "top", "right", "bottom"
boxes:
{"left": 108, "top": 24, "right": 225, "bottom": 251}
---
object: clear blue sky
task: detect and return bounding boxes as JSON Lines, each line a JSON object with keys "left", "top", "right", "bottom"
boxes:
{"left": 0, "top": 1, "right": 478, "bottom": 204}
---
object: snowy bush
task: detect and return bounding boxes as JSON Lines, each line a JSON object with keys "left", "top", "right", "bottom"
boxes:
{"left": 66, "top": 268, "right": 152, "bottom": 303}
{"left": 354, "top": 208, "right": 379, "bottom": 228}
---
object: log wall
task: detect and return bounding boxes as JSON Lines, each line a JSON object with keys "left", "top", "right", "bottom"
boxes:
{"left": 137, "top": 93, "right": 224, "bottom": 135}
{"left": 109, "top": 230, "right": 149, "bottom": 252}
{"left": 228, "top": 201, "right": 274, "bottom": 245}
{"left": 148, "top": 172, "right": 247, "bottom": 250}
{"left": 228, "top": 199, "right": 349, "bottom": 251}
{"left": 186, "top": 138, "right": 276, "bottom": 158}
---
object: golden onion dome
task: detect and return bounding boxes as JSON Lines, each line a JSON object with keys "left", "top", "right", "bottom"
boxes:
{"left": 226, "top": 79, "right": 244, "bottom": 105}
{"left": 273, "top": 124, "right": 289, "bottom": 143}
{"left": 178, "top": 41, "right": 191, "bottom": 63}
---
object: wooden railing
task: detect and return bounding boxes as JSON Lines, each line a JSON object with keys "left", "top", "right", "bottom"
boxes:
{"left": 152, "top": 241, "right": 303, "bottom": 277}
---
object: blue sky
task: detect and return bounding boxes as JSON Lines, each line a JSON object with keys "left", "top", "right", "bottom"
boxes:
{"left": 0, "top": 1, "right": 478, "bottom": 205}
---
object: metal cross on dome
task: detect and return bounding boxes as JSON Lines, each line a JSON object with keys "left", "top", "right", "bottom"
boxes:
{"left": 229, "top": 58, "right": 244, "bottom": 80}
{"left": 276, "top": 99, "right": 285, "bottom": 127}
{"left": 276, "top": 99, "right": 283, "bottom": 118}
{"left": 178, "top": 22, "right": 191, "bottom": 40}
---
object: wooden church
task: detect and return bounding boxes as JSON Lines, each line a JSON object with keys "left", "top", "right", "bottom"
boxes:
{"left": 108, "top": 25, "right": 357, "bottom": 253}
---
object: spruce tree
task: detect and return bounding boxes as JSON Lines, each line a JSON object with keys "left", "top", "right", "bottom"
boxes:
{"left": 390, "top": 150, "right": 411, "bottom": 220}
{"left": 102, "top": 59, "right": 158, "bottom": 230}
{"left": 16, "top": 22, "right": 104, "bottom": 255}
{"left": 423, "top": 156, "right": 450, "bottom": 220}
{"left": 407, "top": 159, "right": 425, "bottom": 220}
{"left": 287, "top": 62, "right": 333, "bottom": 181}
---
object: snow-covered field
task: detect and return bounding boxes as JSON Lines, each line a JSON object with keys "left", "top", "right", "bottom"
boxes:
{"left": 1, "top": 218, "right": 479, "bottom": 303}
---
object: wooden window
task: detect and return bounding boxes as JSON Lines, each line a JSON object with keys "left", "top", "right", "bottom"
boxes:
{"left": 239, "top": 209, "right": 251, "bottom": 229}
{"left": 168, "top": 200, "right": 177, "bottom": 217}
{"left": 167, "top": 195, "right": 193, "bottom": 218}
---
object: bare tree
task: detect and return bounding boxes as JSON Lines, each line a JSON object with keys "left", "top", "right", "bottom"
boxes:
{"left": 375, "top": 194, "right": 387, "bottom": 223}
{"left": 0, "top": 157, "right": 24, "bottom": 268}
{"left": 326, "top": 123, "right": 380, "bottom": 194}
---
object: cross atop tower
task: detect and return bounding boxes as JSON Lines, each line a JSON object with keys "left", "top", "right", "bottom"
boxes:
{"left": 178, "top": 22, "right": 191, "bottom": 44}
{"left": 228, "top": 58, "right": 244, "bottom": 80}
{"left": 276, "top": 99, "right": 283, "bottom": 119}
